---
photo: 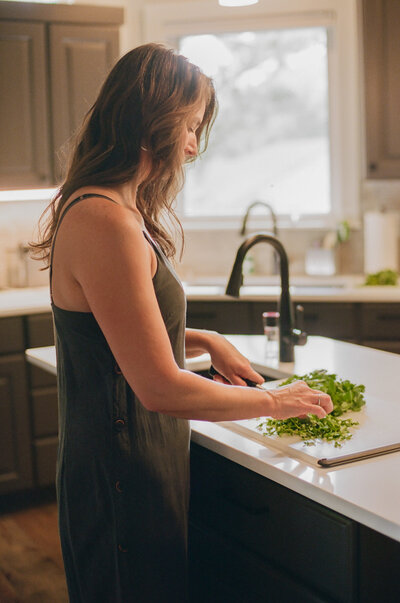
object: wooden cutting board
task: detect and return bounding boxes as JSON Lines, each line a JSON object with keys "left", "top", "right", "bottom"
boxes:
{"left": 218, "top": 380, "right": 400, "bottom": 467}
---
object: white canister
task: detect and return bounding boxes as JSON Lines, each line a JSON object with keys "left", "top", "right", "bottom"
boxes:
{"left": 363, "top": 211, "right": 399, "bottom": 274}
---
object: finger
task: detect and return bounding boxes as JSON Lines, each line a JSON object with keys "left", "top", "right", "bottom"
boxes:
{"left": 245, "top": 367, "right": 265, "bottom": 385}
{"left": 314, "top": 392, "right": 333, "bottom": 413}
{"left": 305, "top": 404, "right": 327, "bottom": 419}
{"left": 213, "top": 374, "right": 230, "bottom": 384}
{"left": 229, "top": 374, "right": 249, "bottom": 386}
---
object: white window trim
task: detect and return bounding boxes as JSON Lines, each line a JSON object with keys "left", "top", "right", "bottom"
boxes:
{"left": 142, "top": 0, "right": 361, "bottom": 231}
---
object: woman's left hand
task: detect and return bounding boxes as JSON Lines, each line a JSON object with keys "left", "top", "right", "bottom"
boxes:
{"left": 207, "top": 333, "right": 264, "bottom": 386}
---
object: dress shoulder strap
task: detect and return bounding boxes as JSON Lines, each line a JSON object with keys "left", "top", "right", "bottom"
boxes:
{"left": 49, "top": 193, "right": 118, "bottom": 303}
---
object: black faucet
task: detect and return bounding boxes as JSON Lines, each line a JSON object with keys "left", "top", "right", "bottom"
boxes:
{"left": 240, "top": 201, "right": 279, "bottom": 273}
{"left": 226, "top": 233, "right": 307, "bottom": 363}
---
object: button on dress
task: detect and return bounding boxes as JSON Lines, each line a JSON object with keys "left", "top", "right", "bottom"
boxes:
{"left": 50, "top": 195, "right": 190, "bottom": 602}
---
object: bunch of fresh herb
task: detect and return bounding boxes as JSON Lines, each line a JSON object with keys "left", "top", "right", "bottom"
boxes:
{"left": 257, "top": 369, "right": 366, "bottom": 448}
{"left": 364, "top": 270, "right": 398, "bottom": 286}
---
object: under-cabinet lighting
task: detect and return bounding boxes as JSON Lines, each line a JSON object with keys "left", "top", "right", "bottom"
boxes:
{"left": 219, "top": 0, "right": 258, "bottom": 6}
{"left": 0, "top": 188, "right": 57, "bottom": 202}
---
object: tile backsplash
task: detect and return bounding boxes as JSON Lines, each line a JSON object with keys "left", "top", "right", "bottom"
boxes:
{"left": 0, "top": 198, "right": 50, "bottom": 288}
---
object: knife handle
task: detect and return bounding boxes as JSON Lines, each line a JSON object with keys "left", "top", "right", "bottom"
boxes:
{"left": 209, "top": 364, "right": 261, "bottom": 388}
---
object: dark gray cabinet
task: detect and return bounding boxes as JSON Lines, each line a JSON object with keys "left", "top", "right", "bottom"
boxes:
{"left": 187, "top": 300, "right": 400, "bottom": 353}
{"left": 189, "top": 442, "right": 400, "bottom": 603}
{"left": 359, "top": 303, "right": 400, "bottom": 354}
{"left": 0, "top": 312, "right": 57, "bottom": 495}
{"left": 0, "top": 1, "right": 123, "bottom": 189}
{"left": 362, "top": 0, "right": 400, "bottom": 178}
{"left": 25, "top": 313, "right": 58, "bottom": 488}
{"left": 187, "top": 301, "right": 253, "bottom": 334}
{"left": 0, "top": 317, "right": 33, "bottom": 495}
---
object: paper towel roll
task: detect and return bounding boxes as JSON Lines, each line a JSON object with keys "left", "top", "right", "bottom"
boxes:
{"left": 364, "top": 211, "right": 399, "bottom": 274}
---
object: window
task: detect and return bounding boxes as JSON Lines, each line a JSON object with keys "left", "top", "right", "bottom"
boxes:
{"left": 143, "top": 0, "right": 360, "bottom": 229}
{"left": 181, "top": 28, "right": 330, "bottom": 218}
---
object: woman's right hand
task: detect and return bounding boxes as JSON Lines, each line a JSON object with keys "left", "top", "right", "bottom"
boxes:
{"left": 269, "top": 380, "right": 333, "bottom": 420}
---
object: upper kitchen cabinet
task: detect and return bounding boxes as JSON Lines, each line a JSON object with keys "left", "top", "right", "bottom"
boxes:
{"left": 362, "top": 0, "right": 400, "bottom": 178}
{"left": 0, "top": 1, "right": 123, "bottom": 189}
{"left": 0, "top": 20, "right": 50, "bottom": 189}
{"left": 50, "top": 23, "right": 119, "bottom": 181}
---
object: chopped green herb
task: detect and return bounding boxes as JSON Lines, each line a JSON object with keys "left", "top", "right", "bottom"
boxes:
{"left": 257, "top": 369, "right": 366, "bottom": 447}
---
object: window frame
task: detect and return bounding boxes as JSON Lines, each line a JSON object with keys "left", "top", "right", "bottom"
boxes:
{"left": 142, "top": 0, "right": 361, "bottom": 232}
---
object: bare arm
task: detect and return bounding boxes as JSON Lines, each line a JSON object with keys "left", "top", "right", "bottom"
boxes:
{"left": 67, "top": 201, "right": 332, "bottom": 421}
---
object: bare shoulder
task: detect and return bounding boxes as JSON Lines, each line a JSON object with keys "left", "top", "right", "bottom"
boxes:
{"left": 60, "top": 195, "right": 152, "bottom": 270}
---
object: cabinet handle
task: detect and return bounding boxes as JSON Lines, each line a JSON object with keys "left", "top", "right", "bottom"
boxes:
{"left": 222, "top": 487, "right": 269, "bottom": 516}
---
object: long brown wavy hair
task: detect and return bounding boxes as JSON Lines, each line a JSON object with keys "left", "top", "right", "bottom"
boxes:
{"left": 30, "top": 43, "right": 217, "bottom": 265}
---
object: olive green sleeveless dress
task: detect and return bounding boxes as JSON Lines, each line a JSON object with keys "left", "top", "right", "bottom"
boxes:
{"left": 50, "top": 194, "right": 190, "bottom": 602}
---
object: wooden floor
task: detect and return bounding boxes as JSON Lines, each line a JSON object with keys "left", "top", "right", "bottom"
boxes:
{"left": 0, "top": 488, "right": 68, "bottom": 602}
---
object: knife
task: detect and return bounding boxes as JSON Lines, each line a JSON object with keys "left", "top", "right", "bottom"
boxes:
{"left": 208, "top": 365, "right": 265, "bottom": 389}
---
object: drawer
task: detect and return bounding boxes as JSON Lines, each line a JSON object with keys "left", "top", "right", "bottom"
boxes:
{"left": 360, "top": 304, "right": 400, "bottom": 339}
{"left": 0, "top": 316, "right": 25, "bottom": 354}
{"left": 190, "top": 444, "right": 355, "bottom": 603}
{"left": 299, "top": 302, "right": 356, "bottom": 339}
{"left": 189, "top": 523, "right": 325, "bottom": 603}
{"left": 25, "top": 313, "right": 54, "bottom": 348}
{"left": 33, "top": 436, "right": 58, "bottom": 487}
{"left": 187, "top": 301, "right": 251, "bottom": 334}
{"left": 31, "top": 388, "right": 58, "bottom": 437}
{"left": 358, "top": 524, "right": 400, "bottom": 603}
{"left": 28, "top": 364, "right": 57, "bottom": 388}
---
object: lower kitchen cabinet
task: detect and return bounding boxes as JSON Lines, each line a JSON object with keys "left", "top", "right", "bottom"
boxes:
{"left": 187, "top": 300, "right": 399, "bottom": 352}
{"left": 187, "top": 301, "right": 253, "bottom": 334}
{"left": 0, "top": 312, "right": 57, "bottom": 496}
{"left": 26, "top": 313, "right": 58, "bottom": 488}
{"left": 189, "top": 443, "right": 400, "bottom": 603}
{"left": 189, "top": 522, "right": 326, "bottom": 603}
{"left": 0, "top": 353, "right": 33, "bottom": 495}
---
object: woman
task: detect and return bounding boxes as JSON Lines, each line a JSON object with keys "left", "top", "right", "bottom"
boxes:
{"left": 31, "top": 43, "right": 332, "bottom": 602}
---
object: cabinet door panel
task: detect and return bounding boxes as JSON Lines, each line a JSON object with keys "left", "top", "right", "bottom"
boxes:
{"left": 50, "top": 24, "right": 119, "bottom": 181}
{"left": 189, "top": 522, "right": 326, "bottom": 603}
{"left": 0, "top": 355, "right": 33, "bottom": 494}
{"left": 190, "top": 444, "right": 355, "bottom": 603}
{"left": 187, "top": 301, "right": 251, "bottom": 333}
{"left": 0, "top": 21, "right": 50, "bottom": 188}
{"left": 0, "top": 316, "right": 24, "bottom": 354}
{"left": 299, "top": 302, "right": 356, "bottom": 339}
{"left": 25, "top": 313, "right": 54, "bottom": 348}
{"left": 358, "top": 524, "right": 400, "bottom": 603}
{"left": 32, "top": 388, "right": 58, "bottom": 437}
{"left": 33, "top": 436, "right": 58, "bottom": 487}
{"left": 360, "top": 303, "right": 400, "bottom": 339}
{"left": 363, "top": 0, "right": 400, "bottom": 177}
{"left": 28, "top": 364, "right": 57, "bottom": 388}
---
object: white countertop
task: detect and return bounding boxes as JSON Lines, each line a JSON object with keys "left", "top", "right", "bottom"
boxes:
{"left": 26, "top": 336, "right": 400, "bottom": 543}
{"left": 1, "top": 275, "right": 400, "bottom": 318}
{"left": 0, "top": 286, "right": 52, "bottom": 317}
{"left": 184, "top": 274, "right": 400, "bottom": 302}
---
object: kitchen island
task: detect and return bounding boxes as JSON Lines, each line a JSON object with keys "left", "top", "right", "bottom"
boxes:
{"left": 26, "top": 335, "right": 400, "bottom": 602}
